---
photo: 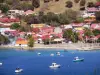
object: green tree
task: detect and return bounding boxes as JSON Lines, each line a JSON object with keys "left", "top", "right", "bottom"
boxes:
{"left": 0, "top": 4, "right": 9, "bottom": 13}
{"left": 84, "top": 27, "right": 93, "bottom": 37}
{"left": 75, "top": 17, "right": 84, "bottom": 23}
{"left": 93, "top": 29, "right": 100, "bottom": 36}
{"left": 63, "top": 29, "right": 78, "bottom": 43}
{"left": 10, "top": 23, "right": 20, "bottom": 30}
{"left": 95, "top": 11, "right": 100, "bottom": 21}
{"left": 41, "top": 12, "right": 60, "bottom": 26}
{"left": 27, "top": 35, "right": 34, "bottom": 47}
{"left": 0, "top": 34, "right": 10, "bottom": 45}
{"left": 64, "top": 9, "right": 78, "bottom": 22}
{"left": 43, "top": 39, "right": 50, "bottom": 45}
{"left": 59, "top": 14, "right": 70, "bottom": 24}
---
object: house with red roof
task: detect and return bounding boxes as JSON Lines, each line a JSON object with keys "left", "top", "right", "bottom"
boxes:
{"left": 40, "top": 27, "right": 54, "bottom": 34}
{"left": 95, "top": 2, "right": 100, "bottom": 7}
{"left": 32, "top": 28, "right": 40, "bottom": 33}
{"left": 0, "top": 17, "right": 20, "bottom": 27}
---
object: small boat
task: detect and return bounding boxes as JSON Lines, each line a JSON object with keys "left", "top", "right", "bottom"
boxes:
{"left": 0, "top": 62, "right": 2, "bottom": 66}
{"left": 56, "top": 52, "right": 60, "bottom": 56}
{"left": 37, "top": 53, "right": 41, "bottom": 55}
{"left": 73, "top": 57, "right": 84, "bottom": 62}
{"left": 49, "top": 63, "right": 60, "bottom": 68}
{"left": 50, "top": 53, "right": 54, "bottom": 56}
{"left": 15, "top": 67, "right": 23, "bottom": 73}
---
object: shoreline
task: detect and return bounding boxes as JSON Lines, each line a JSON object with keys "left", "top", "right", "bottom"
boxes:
{"left": 0, "top": 43, "right": 100, "bottom": 51}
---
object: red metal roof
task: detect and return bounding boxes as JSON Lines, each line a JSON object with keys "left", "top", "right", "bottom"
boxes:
{"left": 42, "top": 35, "right": 50, "bottom": 40}
{"left": 95, "top": 2, "right": 100, "bottom": 6}
{"left": 0, "top": 18, "right": 20, "bottom": 23}
{"left": 72, "top": 23, "right": 84, "bottom": 27}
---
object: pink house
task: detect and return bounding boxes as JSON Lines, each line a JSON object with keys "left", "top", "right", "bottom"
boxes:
{"left": 40, "top": 27, "right": 54, "bottom": 34}
{"left": 87, "top": 7, "right": 100, "bottom": 13}
{"left": 24, "top": 10, "right": 34, "bottom": 15}
{"left": 96, "top": 35, "right": 100, "bottom": 39}
{"left": 72, "top": 23, "right": 84, "bottom": 27}
{"left": 0, "top": 17, "right": 20, "bottom": 27}
{"left": 91, "top": 23, "right": 100, "bottom": 30}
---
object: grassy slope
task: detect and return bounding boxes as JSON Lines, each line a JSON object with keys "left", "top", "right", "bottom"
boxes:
{"left": 34, "top": 0, "right": 96, "bottom": 13}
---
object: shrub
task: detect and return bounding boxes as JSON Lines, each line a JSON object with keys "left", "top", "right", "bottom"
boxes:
{"left": 0, "top": 0, "right": 5, "bottom": 3}
{"left": 44, "top": 0, "right": 50, "bottom": 3}
{"left": 32, "top": 0, "right": 40, "bottom": 8}
{"left": 80, "top": 0, "right": 86, "bottom": 6}
{"left": 80, "top": 7, "right": 85, "bottom": 11}
{"left": 87, "top": 2, "right": 95, "bottom": 7}
{"left": 55, "top": 0, "right": 59, "bottom": 2}
{"left": 20, "top": 2, "right": 34, "bottom": 11}
{"left": 95, "top": 11, "right": 100, "bottom": 21}
{"left": 0, "top": 4, "right": 9, "bottom": 13}
{"left": 66, "top": 1, "right": 73, "bottom": 8}
{"left": 10, "top": 23, "right": 20, "bottom": 30}
{"left": 74, "top": 0, "right": 80, "bottom": 3}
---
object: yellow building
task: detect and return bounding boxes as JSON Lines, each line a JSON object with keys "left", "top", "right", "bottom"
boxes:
{"left": 75, "top": 27, "right": 83, "bottom": 31}
{"left": 31, "top": 24, "right": 45, "bottom": 28}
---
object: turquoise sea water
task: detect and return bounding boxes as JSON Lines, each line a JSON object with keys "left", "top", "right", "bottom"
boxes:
{"left": 0, "top": 49, "right": 100, "bottom": 75}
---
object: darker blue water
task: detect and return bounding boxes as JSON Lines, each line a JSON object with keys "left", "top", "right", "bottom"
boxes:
{"left": 0, "top": 49, "right": 100, "bottom": 75}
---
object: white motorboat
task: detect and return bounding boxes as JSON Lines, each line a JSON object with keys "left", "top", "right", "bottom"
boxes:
{"left": 37, "top": 53, "right": 41, "bottom": 55}
{"left": 0, "top": 62, "right": 2, "bottom": 66}
{"left": 50, "top": 53, "right": 54, "bottom": 56}
{"left": 56, "top": 52, "right": 60, "bottom": 56}
{"left": 73, "top": 56, "right": 84, "bottom": 62}
{"left": 15, "top": 69, "right": 23, "bottom": 73}
{"left": 49, "top": 63, "right": 60, "bottom": 68}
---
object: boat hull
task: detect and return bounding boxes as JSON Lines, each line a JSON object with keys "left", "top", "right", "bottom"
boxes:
{"left": 49, "top": 65, "right": 60, "bottom": 68}
{"left": 0, "top": 63, "right": 2, "bottom": 65}
{"left": 73, "top": 59, "right": 84, "bottom": 62}
{"left": 15, "top": 69, "right": 23, "bottom": 73}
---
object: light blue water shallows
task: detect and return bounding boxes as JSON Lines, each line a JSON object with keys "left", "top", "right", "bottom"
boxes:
{"left": 0, "top": 49, "right": 100, "bottom": 75}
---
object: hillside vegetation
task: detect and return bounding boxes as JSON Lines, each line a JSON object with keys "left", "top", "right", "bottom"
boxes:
{"left": 35, "top": 0, "right": 97, "bottom": 13}
{"left": 0, "top": 0, "right": 97, "bottom": 14}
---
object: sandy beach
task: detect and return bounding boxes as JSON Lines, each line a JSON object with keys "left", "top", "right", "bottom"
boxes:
{"left": 0, "top": 43, "right": 100, "bottom": 51}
